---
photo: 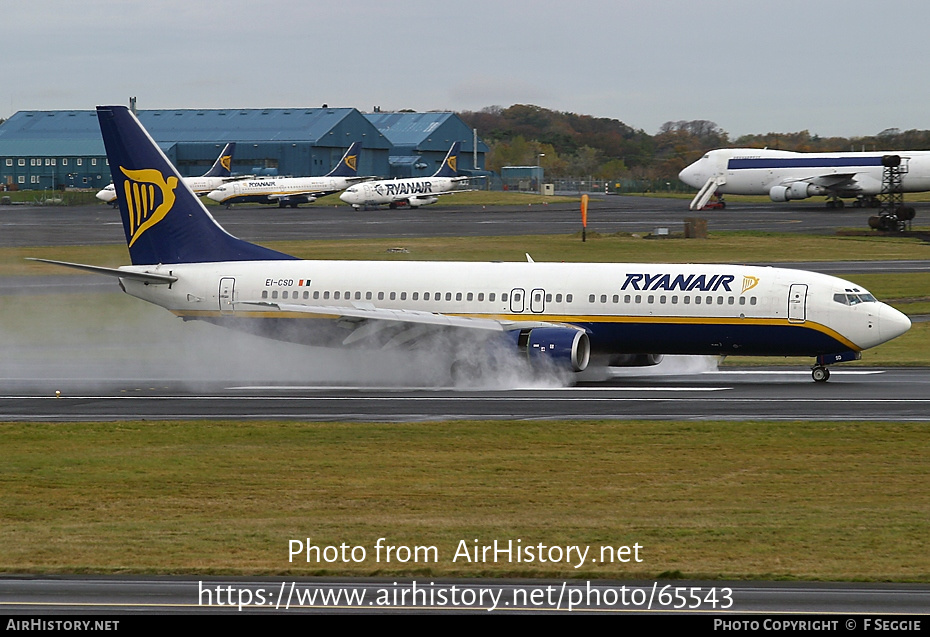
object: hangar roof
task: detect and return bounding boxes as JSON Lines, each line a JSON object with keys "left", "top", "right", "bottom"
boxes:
{"left": 365, "top": 112, "right": 488, "bottom": 153}
{"left": 0, "top": 108, "right": 391, "bottom": 154}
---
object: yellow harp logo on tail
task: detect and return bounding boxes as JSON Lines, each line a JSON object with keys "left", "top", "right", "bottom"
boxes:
{"left": 345, "top": 154, "right": 357, "bottom": 172}
{"left": 447, "top": 155, "right": 457, "bottom": 172}
{"left": 120, "top": 167, "right": 179, "bottom": 247}
{"left": 220, "top": 155, "right": 232, "bottom": 171}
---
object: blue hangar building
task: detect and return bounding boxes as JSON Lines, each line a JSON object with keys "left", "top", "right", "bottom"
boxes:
{"left": 0, "top": 107, "right": 487, "bottom": 191}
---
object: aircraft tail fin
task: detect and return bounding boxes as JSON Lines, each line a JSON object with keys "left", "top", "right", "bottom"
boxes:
{"left": 201, "top": 142, "right": 236, "bottom": 178}
{"left": 432, "top": 142, "right": 461, "bottom": 178}
{"left": 96, "top": 105, "right": 295, "bottom": 265}
{"left": 325, "top": 141, "right": 362, "bottom": 177}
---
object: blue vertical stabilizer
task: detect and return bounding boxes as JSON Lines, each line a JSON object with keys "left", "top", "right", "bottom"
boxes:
{"left": 96, "top": 106, "right": 295, "bottom": 265}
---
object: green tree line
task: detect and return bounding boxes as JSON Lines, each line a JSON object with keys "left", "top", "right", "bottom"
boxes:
{"left": 457, "top": 105, "right": 930, "bottom": 187}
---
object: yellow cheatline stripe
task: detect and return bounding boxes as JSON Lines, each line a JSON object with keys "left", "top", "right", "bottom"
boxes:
{"left": 170, "top": 310, "right": 862, "bottom": 351}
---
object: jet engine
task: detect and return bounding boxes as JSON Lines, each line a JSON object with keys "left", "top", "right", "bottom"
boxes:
{"left": 407, "top": 196, "right": 439, "bottom": 208}
{"left": 769, "top": 182, "right": 828, "bottom": 202}
{"left": 509, "top": 327, "right": 591, "bottom": 372}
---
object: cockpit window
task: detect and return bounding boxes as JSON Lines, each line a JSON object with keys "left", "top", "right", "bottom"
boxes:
{"left": 834, "top": 292, "right": 876, "bottom": 305}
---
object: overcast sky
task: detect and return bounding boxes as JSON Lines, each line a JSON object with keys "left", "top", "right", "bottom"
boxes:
{"left": 4, "top": 0, "right": 928, "bottom": 139}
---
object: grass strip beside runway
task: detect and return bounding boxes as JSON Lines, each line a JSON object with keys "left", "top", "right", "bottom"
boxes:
{"left": 1, "top": 419, "right": 927, "bottom": 581}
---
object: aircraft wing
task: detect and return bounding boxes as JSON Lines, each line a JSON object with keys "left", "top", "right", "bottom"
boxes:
{"left": 240, "top": 300, "right": 567, "bottom": 347}
{"left": 266, "top": 190, "right": 334, "bottom": 200}
{"left": 783, "top": 174, "right": 859, "bottom": 189}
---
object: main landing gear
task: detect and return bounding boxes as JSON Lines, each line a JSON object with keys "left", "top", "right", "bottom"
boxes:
{"left": 811, "top": 366, "right": 830, "bottom": 383}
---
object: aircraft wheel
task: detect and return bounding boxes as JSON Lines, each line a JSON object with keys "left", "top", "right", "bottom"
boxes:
{"left": 811, "top": 366, "right": 830, "bottom": 383}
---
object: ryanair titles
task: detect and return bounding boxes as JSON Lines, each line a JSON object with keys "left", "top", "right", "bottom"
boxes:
{"left": 374, "top": 181, "right": 432, "bottom": 197}
{"left": 621, "top": 273, "right": 736, "bottom": 292}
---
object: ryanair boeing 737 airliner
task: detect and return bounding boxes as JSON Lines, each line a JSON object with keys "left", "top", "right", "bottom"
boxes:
{"left": 32, "top": 106, "right": 912, "bottom": 383}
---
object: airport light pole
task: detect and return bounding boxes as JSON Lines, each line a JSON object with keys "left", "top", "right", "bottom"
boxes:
{"left": 537, "top": 153, "right": 545, "bottom": 194}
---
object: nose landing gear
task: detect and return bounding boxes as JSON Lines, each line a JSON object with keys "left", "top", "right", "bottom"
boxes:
{"left": 811, "top": 366, "right": 830, "bottom": 383}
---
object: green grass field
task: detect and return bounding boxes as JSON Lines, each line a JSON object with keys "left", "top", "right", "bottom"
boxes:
{"left": 1, "top": 419, "right": 927, "bottom": 580}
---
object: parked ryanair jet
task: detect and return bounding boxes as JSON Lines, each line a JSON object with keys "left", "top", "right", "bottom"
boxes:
{"left": 207, "top": 142, "right": 366, "bottom": 208}
{"left": 96, "top": 142, "right": 239, "bottom": 203}
{"left": 680, "top": 147, "right": 930, "bottom": 210}
{"left": 339, "top": 142, "right": 479, "bottom": 209}
{"left": 32, "top": 106, "right": 911, "bottom": 383}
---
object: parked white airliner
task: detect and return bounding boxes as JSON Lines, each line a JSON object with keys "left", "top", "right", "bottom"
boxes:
{"left": 96, "top": 142, "right": 239, "bottom": 203}
{"left": 33, "top": 107, "right": 911, "bottom": 383}
{"left": 206, "top": 142, "right": 366, "bottom": 208}
{"left": 680, "top": 147, "right": 930, "bottom": 210}
{"left": 339, "top": 142, "right": 478, "bottom": 209}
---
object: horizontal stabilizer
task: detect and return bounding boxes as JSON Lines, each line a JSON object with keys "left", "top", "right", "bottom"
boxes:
{"left": 26, "top": 258, "right": 178, "bottom": 283}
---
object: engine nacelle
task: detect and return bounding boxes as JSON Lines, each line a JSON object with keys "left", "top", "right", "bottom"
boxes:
{"left": 769, "top": 182, "right": 828, "bottom": 202}
{"left": 408, "top": 196, "right": 439, "bottom": 208}
{"left": 512, "top": 327, "right": 591, "bottom": 372}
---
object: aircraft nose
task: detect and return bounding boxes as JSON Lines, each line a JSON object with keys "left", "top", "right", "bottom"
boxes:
{"left": 206, "top": 189, "right": 223, "bottom": 202}
{"left": 95, "top": 188, "right": 115, "bottom": 202}
{"left": 678, "top": 162, "right": 703, "bottom": 188}
{"left": 879, "top": 303, "right": 911, "bottom": 343}
{"left": 339, "top": 190, "right": 354, "bottom": 203}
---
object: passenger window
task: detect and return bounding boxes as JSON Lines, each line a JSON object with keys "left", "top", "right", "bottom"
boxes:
{"left": 378, "top": 292, "right": 384, "bottom": 300}
{"left": 366, "top": 292, "right": 372, "bottom": 300}
{"left": 739, "top": 297, "right": 746, "bottom": 305}
{"left": 750, "top": 297, "right": 757, "bottom": 305}
{"left": 684, "top": 296, "right": 690, "bottom": 304}
{"left": 262, "top": 290, "right": 268, "bottom": 299}
{"left": 671, "top": 295, "right": 678, "bottom": 304}
{"left": 424, "top": 292, "right": 430, "bottom": 301}
{"left": 478, "top": 293, "right": 485, "bottom": 301}
{"left": 634, "top": 295, "right": 641, "bottom": 303}
{"left": 445, "top": 292, "right": 452, "bottom": 301}
{"left": 467, "top": 292, "right": 474, "bottom": 301}
{"left": 313, "top": 291, "right": 320, "bottom": 300}
{"left": 282, "top": 291, "right": 288, "bottom": 299}
{"left": 412, "top": 292, "right": 419, "bottom": 301}
{"left": 456, "top": 292, "right": 462, "bottom": 301}
{"left": 390, "top": 292, "right": 396, "bottom": 300}
{"left": 490, "top": 293, "right": 496, "bottom": 302}
{"left": 272, "top": 291, "right": 278, "bottom": 299}
{"left": 695, "top": 296, "right": 701, "bottom": 304}
{"left": 624, "top": 295, "right": 631, "bottom": 303}
{"left": 545, "top": 294, "right": 552, "bottom": 302}
{"left": 355, "top": 292, "right": 361, "bottom": 300}
{"left": 566, "top": 294, "right": 573, "bottom": 303}
{"left": 612, "top": 294, "right": 619, "bottom": 303}
{"left": 323, "top": 291, "right": 330, "bottom": 300}
{"left": 600, "top": 295, "right": 607, "bottom": 303}
{"left": 647, "top": 295, "right": 654, "bottom": 304}
{"left": 502, "top": 293, "right": 508, "bottom": 301}
{"left": 589, "top": 294, "right": 595, "bottom": 303}
{"left": 660, "top": 295, "right": 666, "bottom": 304}
{"left": 334, "top": 291, "right": 340, "bottom": 300}
{"left": 400, "top": 292, "right": 407, "bottom": 300}
{"left": 555, "top": 294, "right": 562, "bottom": 303}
